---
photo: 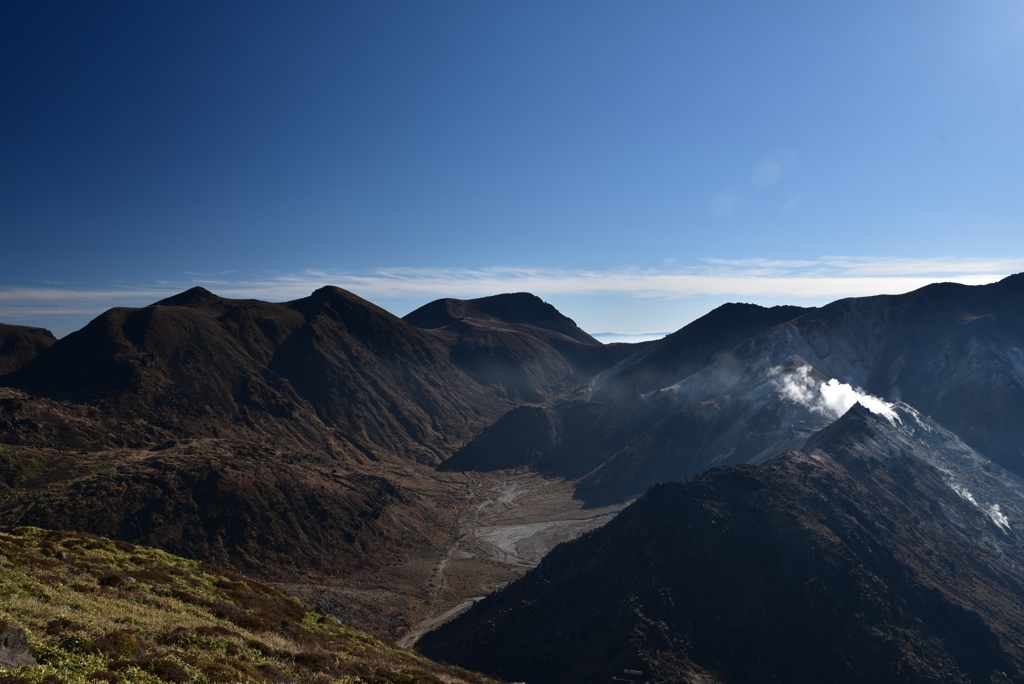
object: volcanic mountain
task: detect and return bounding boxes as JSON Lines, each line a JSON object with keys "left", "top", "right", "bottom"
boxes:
{"left": 445, "top": 274, "right": 1024, "bottom": 505}
{"left": 420, "top": 403, "right": 1024, "bottom": 684}
{"left": 404, "top": 292, "right": 638, "bottom": 403}
{"left": 6, "top": 277, "right": 1024, "bottom": 648}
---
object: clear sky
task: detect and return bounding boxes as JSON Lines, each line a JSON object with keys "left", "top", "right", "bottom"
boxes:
{"left": 3, "top": 1, "right": 1024, "bottom": 337}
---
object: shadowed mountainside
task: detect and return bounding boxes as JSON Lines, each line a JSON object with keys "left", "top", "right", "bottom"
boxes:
{"left": 0, "top": 323, "right": 56, "bottom": 376}
{"left": 445, "top": 274, "right": 1024, "bottom": 506}
{"left": 3, "top": 286, "right": 507, "bottom": 464}
{"left": 597, "top": 302, "right": 809, "bottom": 398}
{"left": 787, "top": 274, "right": 1024, "bottom": 477}
{"left": 404, "top": 292, "right": 644, "bottom": 403}
{"left": 8, "top": 277, "right": 1024, "bottom": 652}
{"left": 421, "top": 404, "right": 1024, "bottom": 684}
{"left": 0, "top": 287, "right": 520, "bottom": 636}
{"left": 403, "top": 292, "right": 598, "bottom": 345}
{"left": 0, "top": 286, "right": 635, "bottom": 638}
{"left": 0, "top": 438, "right": 462, "bottom": 584}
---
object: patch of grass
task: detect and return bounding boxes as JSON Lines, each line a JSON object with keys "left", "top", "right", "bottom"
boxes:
{"left": 0, "top": 527, "right": 509, "bottom": 684}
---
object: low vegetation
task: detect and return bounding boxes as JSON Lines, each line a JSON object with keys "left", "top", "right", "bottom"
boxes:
{"left": 0, "top": 526, "right": 506, "bottom": 684}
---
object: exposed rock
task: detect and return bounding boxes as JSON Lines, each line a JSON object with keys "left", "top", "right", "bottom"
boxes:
{"left": 0, "top": 624, "right": 37, "bottom": 668}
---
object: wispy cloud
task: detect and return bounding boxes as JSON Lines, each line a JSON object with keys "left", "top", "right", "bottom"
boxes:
{"left": 0, "top": 256, "right": 1020, "bottom": 323}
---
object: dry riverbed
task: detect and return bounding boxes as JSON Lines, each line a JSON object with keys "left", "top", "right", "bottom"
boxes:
{"left": 396, "top": 471, "right": 631, "bottom": 647}
{"left": 280, "top": 470, "right": 630, "bottom": 644}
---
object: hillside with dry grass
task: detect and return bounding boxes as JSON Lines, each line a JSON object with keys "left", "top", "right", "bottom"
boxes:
{"left": 0, "top": 526, "right": 509, "bottom": 684}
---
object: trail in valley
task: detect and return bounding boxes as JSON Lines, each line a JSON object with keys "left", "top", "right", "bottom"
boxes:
{"left": 397, "top": 471, "right": 630, "bottom": 647}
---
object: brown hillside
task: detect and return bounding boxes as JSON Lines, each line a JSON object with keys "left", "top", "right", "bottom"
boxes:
{"left": 3, "top": 286, "right": 507, "bottom": 465}
{"left": 0, "top": 323, "right": 56, "bottom": 377}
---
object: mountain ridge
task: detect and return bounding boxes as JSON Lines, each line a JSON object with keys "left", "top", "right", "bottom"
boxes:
{"left": 403, "top": 292, "right": 639, "bottom": 403}
{"left": 420, "top": 402, "right": 1024, "bottom": 683}
{"left": 403, "top": 292, "right": 599, "bottom": 345}
{"left": 443, "top": 273, "right": 1024, "bottom": 507}
{"left": 3, "top": 285, "right": 507, "bottom": 464}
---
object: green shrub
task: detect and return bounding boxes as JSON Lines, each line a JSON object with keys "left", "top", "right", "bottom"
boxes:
{"left": 92, "top": 631, "right": 138, "bottom": 659}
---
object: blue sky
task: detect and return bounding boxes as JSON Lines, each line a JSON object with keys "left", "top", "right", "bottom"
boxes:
{"left": 2, "top": 1, "right": 1023, "bottom": 337}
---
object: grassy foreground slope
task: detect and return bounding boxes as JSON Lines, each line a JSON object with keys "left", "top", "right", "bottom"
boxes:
{"left": 0, "top": 527, "right": 506, "bottom": 684}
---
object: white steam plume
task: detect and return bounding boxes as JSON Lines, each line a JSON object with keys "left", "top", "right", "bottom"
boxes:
{"left": 989, "top": 504, "right": 1011, "bottom": 532}
{"left": 776, "top": 366, "right": 899, "bottom": 422}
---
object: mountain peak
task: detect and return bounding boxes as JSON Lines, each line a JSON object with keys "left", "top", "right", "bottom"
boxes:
{"left": 308, "top": 285, "right": 351, "bottom": 299}
{"left": 801, "top": 400, "right": 897, "bottom": 458}
{"left": 154, "top": 286, "right": 223, "bottom": 309}
{"left": 287, "top": 286, "right": 401, "bottom": 326}
{"left": 403, "top": 292, "right": 598, "bottom": 344}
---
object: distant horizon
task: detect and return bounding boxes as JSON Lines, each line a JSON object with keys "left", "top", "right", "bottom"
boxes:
{"left": 3, "top": 3, "right": 1022, "bottom": 338}
{"left": 2, "top": 263, "right": 1018, "bottom": 340}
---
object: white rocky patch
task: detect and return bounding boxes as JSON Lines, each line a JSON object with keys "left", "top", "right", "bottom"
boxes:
{"left": 951, "top": 484, "right": 979, "bottom": 507}
{"left": 989, "top": 504, "right": 1012, "bottom": 532}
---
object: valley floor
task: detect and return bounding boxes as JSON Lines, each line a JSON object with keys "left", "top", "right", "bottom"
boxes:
{"left": 280, "top": 470, "right": 631, "bottom": 643}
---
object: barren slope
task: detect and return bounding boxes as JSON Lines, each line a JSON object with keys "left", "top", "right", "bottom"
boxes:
{"left": 422, "top": 405, "right": 1024, "bottom": 684}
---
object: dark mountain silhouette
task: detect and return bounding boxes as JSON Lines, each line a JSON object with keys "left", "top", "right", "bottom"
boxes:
{"left": 7, "top": 276, "right": 1024, "bottom": 651}
{"left": 0, "top": 323, "right": 56, "bottom": 376}
{"left": 404, "top": 292, "right": 598, "bottom": 345}
{"left": 0, "top": 285, "right": 532, "bottom": 637}
{"left": 445, "top": 274, "right": 1024, "bottom": 505}
{"left": 4, "top": 286, "right": 506, "bottom": 463}
{"left": 598, "top": 302, "right": 809, "bottom": 398}
{"left": 404, "top": 292, "right": 643, "bottom": 403}
{"left": 421, "top": 404, "right": 1024, "bottom": 684}
{"left": 786, "top": 274, "right": 1024, "bottom": 477}
{"left": 439, "top": 305, "right": 834, "bottom": 498}
{"left": 0, "top": 437, "right": 457, "bottom": 585}
{"left": 0, "top": 286, "right": 633, "bottom": 637}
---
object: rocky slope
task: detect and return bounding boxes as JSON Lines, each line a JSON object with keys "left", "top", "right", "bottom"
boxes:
{"left": 420, "top": 403, "right": 1024, "bottom": 684}
{"left": 0, "top": 436, "right": 462, "bottom": 584}
{"left": 446, "top": 275, "right": 1024, "bottom": 506}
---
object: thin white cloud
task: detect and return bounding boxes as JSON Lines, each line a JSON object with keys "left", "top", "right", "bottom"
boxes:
{"left": 706, "top": 255, "right": 1024, "bottom": 277}
{"left": 816, "top": 256, "right": 1024, "bottom": 277}
{"left": 0, "top": 256, "right": 1020, "bottom": 322}
{"left": 0, "top": 287, "right": 174, "bottom": 302}
{"left": 782, "top": 194, "right": 804, "bottom": 213}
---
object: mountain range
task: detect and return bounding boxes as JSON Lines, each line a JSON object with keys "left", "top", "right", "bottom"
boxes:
{"left": 4, "top": 276, "right": 1024, "bottom": 683}
{"left": 445, "top": 275, "right": 1024, "bottom": 507}
{"left": 0, "top": 286, "right": 631, "bottom": 637}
